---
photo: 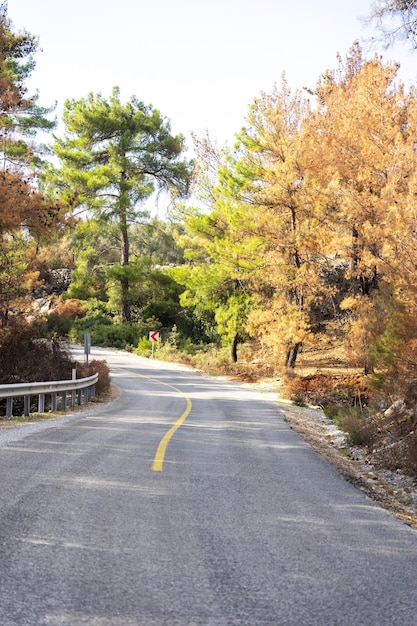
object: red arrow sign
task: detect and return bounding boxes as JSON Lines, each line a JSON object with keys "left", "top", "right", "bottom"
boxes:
{"left": 149, "top": 331, "right": 159, "bottom": 342}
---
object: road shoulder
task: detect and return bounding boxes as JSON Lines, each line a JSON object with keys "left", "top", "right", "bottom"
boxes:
{"left": 281, "top": 402, "right": 417, "bottom": 529}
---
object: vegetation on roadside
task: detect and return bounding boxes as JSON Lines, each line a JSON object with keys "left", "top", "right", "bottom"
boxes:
{"left": 0, "top": 322, "right": 111, "bottom": 416}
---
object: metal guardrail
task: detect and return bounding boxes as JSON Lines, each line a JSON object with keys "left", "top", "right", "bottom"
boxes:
{"left": 0, "top": 372, "right": 99, "bottom": 417}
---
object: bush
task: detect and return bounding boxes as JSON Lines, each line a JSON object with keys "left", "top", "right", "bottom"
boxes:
{"left": 67, "top": 314, "right": 162, "bottom": 351}
{"left": 46, "top": 313, "right": 72, "bottom": 337}
{"left": 45, "top": 298, "right": 87, "bottom": 338}
{"left": 135, "top": 336, "right": 152, "bottom": 357}
{"left": 281, "top": 372, "right": 370, "bottom": 409}
{"left": 332, "top": 407, "right": 372, "bottom": 447}
{"left": 91, "top": 323, "right": 141, "bottom": 348}
{"left": 0, "top": 323, "right": 74, "bottom": 384}
{"left": 76, "top": 359, "right": 111, "bottom": 397}
{"left": 69, "top": 322, "right": 141, "bottom": 349}
{"left": 52, "top": 298, "right": 86, "bottom": 320}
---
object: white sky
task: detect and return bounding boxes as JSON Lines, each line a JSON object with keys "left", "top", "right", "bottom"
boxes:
{"left": 8, "top": 0, "right": 417, "bottom": 151}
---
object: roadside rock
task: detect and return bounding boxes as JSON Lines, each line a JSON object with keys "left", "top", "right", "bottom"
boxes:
{"left": 29, "top": 268, "right": 72, "bottom": 316}
{"left": 34, "top": 268, "right": 72, "bottom": 298}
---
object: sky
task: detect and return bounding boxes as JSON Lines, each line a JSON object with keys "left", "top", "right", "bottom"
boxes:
{"left": 7, "top": 0, "right": 417, "bottom": 151}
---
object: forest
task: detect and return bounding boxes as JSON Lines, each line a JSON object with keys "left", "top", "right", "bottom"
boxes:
{"left": 2, "top": 1, "right": 417, "bottom": 472}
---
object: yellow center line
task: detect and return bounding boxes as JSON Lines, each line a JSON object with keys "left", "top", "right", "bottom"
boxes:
{"left": 151, "top": 384, "right": 192, "bottom": 472}
{"left": 113, "top": 368, "right": 192, "bottom": 472}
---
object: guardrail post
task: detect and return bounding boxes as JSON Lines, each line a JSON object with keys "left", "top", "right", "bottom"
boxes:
{"left": 6, "top": 397, "right": 12, "bottom": 417}
{"left": 61, "top": 392, "right": 67, "bottom": 411}
{"left": 51, "top": 392, "right": 57, "bottom": 412}
{"left": 71, "top": 369, "right": 76, "bottom": 407}
{"left": 38, "top": 394, "right": 45, "bottom": 413}
{"left": 24, "top": 396, "right": 30, "bottom": 417}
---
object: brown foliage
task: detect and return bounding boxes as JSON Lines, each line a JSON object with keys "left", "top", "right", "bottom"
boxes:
{"left": 0, "top": 175, "right": 70, "bottom": 324}
{"left": 76, "top": 359, "right": 111, "bottom": 397}
{"left": 0, "top": 171, "right": 68, "bottom": 238}
{"left": 52, "top": 298, "right": 86, "bottom": 321}
{"left": 282, "top": 372, "right": 370, "bottom": 409}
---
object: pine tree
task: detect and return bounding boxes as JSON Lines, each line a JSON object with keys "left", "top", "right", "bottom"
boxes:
{"left": 49, "top": 87, "right": 193, "bottom": 322}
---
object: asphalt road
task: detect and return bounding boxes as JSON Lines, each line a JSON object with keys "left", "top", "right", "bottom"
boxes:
{"left": 0, "top": 347, "right": 417, "bottom": 625}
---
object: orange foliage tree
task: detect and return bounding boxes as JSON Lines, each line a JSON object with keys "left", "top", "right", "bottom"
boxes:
{"left": 185, "top": 42, "right": 417, "bottom": 387}
{"left": 302, "top": 43, "right": 417, "bottom": 384}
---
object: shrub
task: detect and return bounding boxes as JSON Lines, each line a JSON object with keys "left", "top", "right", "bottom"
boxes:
{"left": 76, "top": 359, "right": 111, "bottom": 397}
{"left": 92, "top": 324, "right": 140, "bottom": 348}
{"left": 281, "top": 372, "right": 370, "bottom": 409}
{"left": 135, "top": 336, "right": 152, "bottom": 357}
{"left": 69, "top": 316, "right": 161, "bottom": 351}
{"left": 0, "top": 322, "right": 74, "bottom": 383}
{"left": 46, "top": 298, "right": 87, "bottom": 338}
{"left": 332, "top": 407, "right": 372, "bottom": 447}
{"left": 52, "top": 298, "right": 86, "bottom": 320}
{"left": 46, "top": 313, "right": 72, "bottom": 337}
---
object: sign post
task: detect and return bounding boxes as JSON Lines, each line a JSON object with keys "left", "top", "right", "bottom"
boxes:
{"left": 84, "top": 333, "right": 91, "bottom": 365}
{"left": 149, "top": 331, "right": 159, "bottom": 358}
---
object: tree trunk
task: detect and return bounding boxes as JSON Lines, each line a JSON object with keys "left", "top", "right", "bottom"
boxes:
{"left": 120, "top": 219, "right": 130, "bottom": 323}
{"left": 286, "top": 342, "right": 302, "bottom": 368}
{"left": 121, "top": 281, "right": 131, "bottom": 324}
{"left": 231, "top": 333, "right": 239, "bottom": 363}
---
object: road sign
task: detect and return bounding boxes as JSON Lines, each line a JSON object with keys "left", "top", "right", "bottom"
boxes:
{"left": 149, "top": 331, "right": 159, "bottom": 342}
